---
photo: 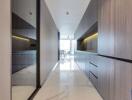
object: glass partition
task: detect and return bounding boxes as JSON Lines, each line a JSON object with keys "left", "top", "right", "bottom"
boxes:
{"left": 11, "top": 0, "right": 39, "bottom": 99}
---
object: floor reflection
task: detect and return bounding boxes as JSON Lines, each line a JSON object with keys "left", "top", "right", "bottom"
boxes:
{"left": 12, "top": 64, "right": 36, "bottom": 100}
{"left": 59, "top": 55, "right": 78, "bottom": 71}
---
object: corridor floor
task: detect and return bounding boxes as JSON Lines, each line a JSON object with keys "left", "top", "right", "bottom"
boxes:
{"left": 34, "top": 56, "right": 103, "bottom": 100}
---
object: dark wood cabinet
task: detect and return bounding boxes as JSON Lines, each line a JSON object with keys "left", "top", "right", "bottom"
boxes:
{"left": 89, "top": 71, "right": 98, "bottom": 89}
{"left": 75, "top": 51, "right": 90, "bottom": 72}
{"left": 114, "top": 60, "right": 132, "bottom": 100}
{"left": 97, "top": 56, "right": 115, "bottom": 100}
{"left": 75, "top": 51, "right": 132, "bottom": 100}
{"left": 98, "top": 0, "right": 132, "bottom": 99}
{"left": 89, "top": 62, "right": 98, "bottom": 79}
{"left": 98, "top": 0, "right": 132, "bottom": 60}
{"left": 114, "top": 0, "right": 132, "bottom": 60}
{"left": 98, "top": 0, "right": 115, "bottom": 56}
{"left": 96, "top": 56, "right": 132, "bottom": 100}
{"left": 75, "top": 0, "right": 132, "bottom": 99}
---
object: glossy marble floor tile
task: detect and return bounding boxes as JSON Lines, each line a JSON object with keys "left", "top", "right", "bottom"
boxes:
{"left": 12, "top": 86, "right": 35, "bottom": 100}
{"left": 34, "top": 56, "right": 103, "bottom": 100}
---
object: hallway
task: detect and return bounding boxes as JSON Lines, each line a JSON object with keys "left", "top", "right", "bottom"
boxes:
{"left": 1, "top": 0, "right": 132, "bottom": 99}
{"left": 34, "top": 56, "right": 103, "bottom": 100}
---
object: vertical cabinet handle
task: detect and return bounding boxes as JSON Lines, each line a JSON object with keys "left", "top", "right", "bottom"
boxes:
{"left": 130, "top": 89, "right": 132, "bottom": 100}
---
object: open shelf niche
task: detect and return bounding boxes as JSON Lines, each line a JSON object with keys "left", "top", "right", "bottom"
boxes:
{"left": 77, "top": 22, "right": 98, "bottom": 53}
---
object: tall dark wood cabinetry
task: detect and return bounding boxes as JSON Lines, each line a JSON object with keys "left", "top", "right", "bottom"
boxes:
{"left": 97, "top": 56, "right": 114, "bottom": 100}
{"left": 114, "top": 61, "right": 132, "bottom": 100}
{"left": 98, "top": 0, "right": 132, "bottom": 60}
{"left": 98, "top": 0, "right": 114, "bottom": 56}
{"left": 75, "top": 0, "right": 132, "bottom": 100}
{"left": 114, "top": 0, "right": 132, "bottom": 60}
{"left": 98, "top": 0, "right": 132, "bottom": 100}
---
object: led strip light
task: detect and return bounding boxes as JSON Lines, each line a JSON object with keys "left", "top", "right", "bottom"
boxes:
{"left": 12, "top": 35, "right": 30, "bottom": 42}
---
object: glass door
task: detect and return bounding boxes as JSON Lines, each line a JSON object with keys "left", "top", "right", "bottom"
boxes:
{"left": 11, "top": 0, "right": 40, "bottom": 99}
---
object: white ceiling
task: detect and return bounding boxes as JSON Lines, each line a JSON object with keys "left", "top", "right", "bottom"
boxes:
{"left": 45, "top": 0, "right": 91, "bottom": 39}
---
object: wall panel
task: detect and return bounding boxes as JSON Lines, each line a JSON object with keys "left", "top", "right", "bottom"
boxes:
{"left": 40, "top": 0, "right": 58, "bottom": 85}
{"left": 114, "top": 60, "right": 132, "bottom": 100}
{"left": 0, "top": 0, "right": 11, "bottom": 100}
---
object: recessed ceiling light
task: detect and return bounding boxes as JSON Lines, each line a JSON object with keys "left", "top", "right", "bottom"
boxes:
{"left": 66, "top": 11, "right": 69, "bottom": 15}
{"left": 29, "top": 12, "right": 33, "bottom": 15}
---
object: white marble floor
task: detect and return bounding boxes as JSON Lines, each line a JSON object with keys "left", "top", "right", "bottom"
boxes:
{"left": 34, "top": 56, "right": 103, "bottom": 100}
{"left": 12, "top": 86, "right": 35, "bottom": 100}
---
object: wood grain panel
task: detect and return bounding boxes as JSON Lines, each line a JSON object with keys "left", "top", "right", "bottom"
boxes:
{"left": 114, "top": 0, "right": 132, "bottom": 60}
{"left": 99, "top": 0, "right": 132, "bottom": 59}
{"left": 89, "top": 71, "right": 98, "bottom": 89}
{"left": 98, "top": 0, "right": 114, "bottom": 56}
{"left": 89, "top": 63, "right": 98, "bottom": 78}
{"left": 98, "top": 56, "right": 115, "bottom": 100}
{"left": 114, "top": 60, "right": 132, "bottom": 100}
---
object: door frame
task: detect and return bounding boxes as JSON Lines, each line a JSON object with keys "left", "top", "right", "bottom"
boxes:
{"left": 11, "top": 0, "right": 41, "bottom": 99}
{"left": 28, "top": 0, "right": 41, "bottom": 99}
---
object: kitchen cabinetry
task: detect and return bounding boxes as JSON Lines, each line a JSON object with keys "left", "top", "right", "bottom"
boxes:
{"left": 75, "top": 51, "right": 132, "bottom": 100}
{"left": 114, "top": 0, "right": 132, "bottom": 60}
{"left": 75, "top": 0, "right": 132, "bottom": 99}
{"left": 97, "top": 56, "right": 114, "bottom": 100}
{"left": 88, "top": 55, "right": 114, "bottom": 100}
{"left": 114, "top": 60, "right": 132, "bottom": 100}
{"left": 98, "top": 0, "right": 132, "bottom": 60}
{"left": 98, "top": 0, "right": 114, "bottom": 56}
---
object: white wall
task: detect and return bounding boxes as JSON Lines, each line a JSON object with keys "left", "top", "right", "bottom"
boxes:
{"left": 0, "top": 0, "right": 11, "bottom": 100}
{"left": 12, "top": 0, "right": 36, "bottom": 27}
{"left": 40, "top": 0, "right": 58, "bottom": 85}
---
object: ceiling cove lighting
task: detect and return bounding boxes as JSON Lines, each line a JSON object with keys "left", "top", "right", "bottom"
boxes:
{"left": 12, "top": 35, "right": 30, "bottom": 42}
{"left": 83, "top": 33, "right": 98, "bottom": 43}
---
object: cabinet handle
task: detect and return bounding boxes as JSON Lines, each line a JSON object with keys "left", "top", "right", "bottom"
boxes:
{"left": 89, "top": 62, "right": 98, "bottom": 68}
{"left": 130, "top": 89, "right": 132, "bottom": 100}
{"left": 89, "top": 71, "right": 98, "bottom": 79}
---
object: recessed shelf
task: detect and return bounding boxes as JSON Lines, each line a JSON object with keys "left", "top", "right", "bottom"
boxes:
{"left": 77, "top": 22, "right": 98, "bottom": 53}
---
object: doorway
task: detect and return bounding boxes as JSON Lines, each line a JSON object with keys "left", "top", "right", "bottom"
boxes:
{"left": 59, "top": 39, "right": 75, "bottom": 59}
